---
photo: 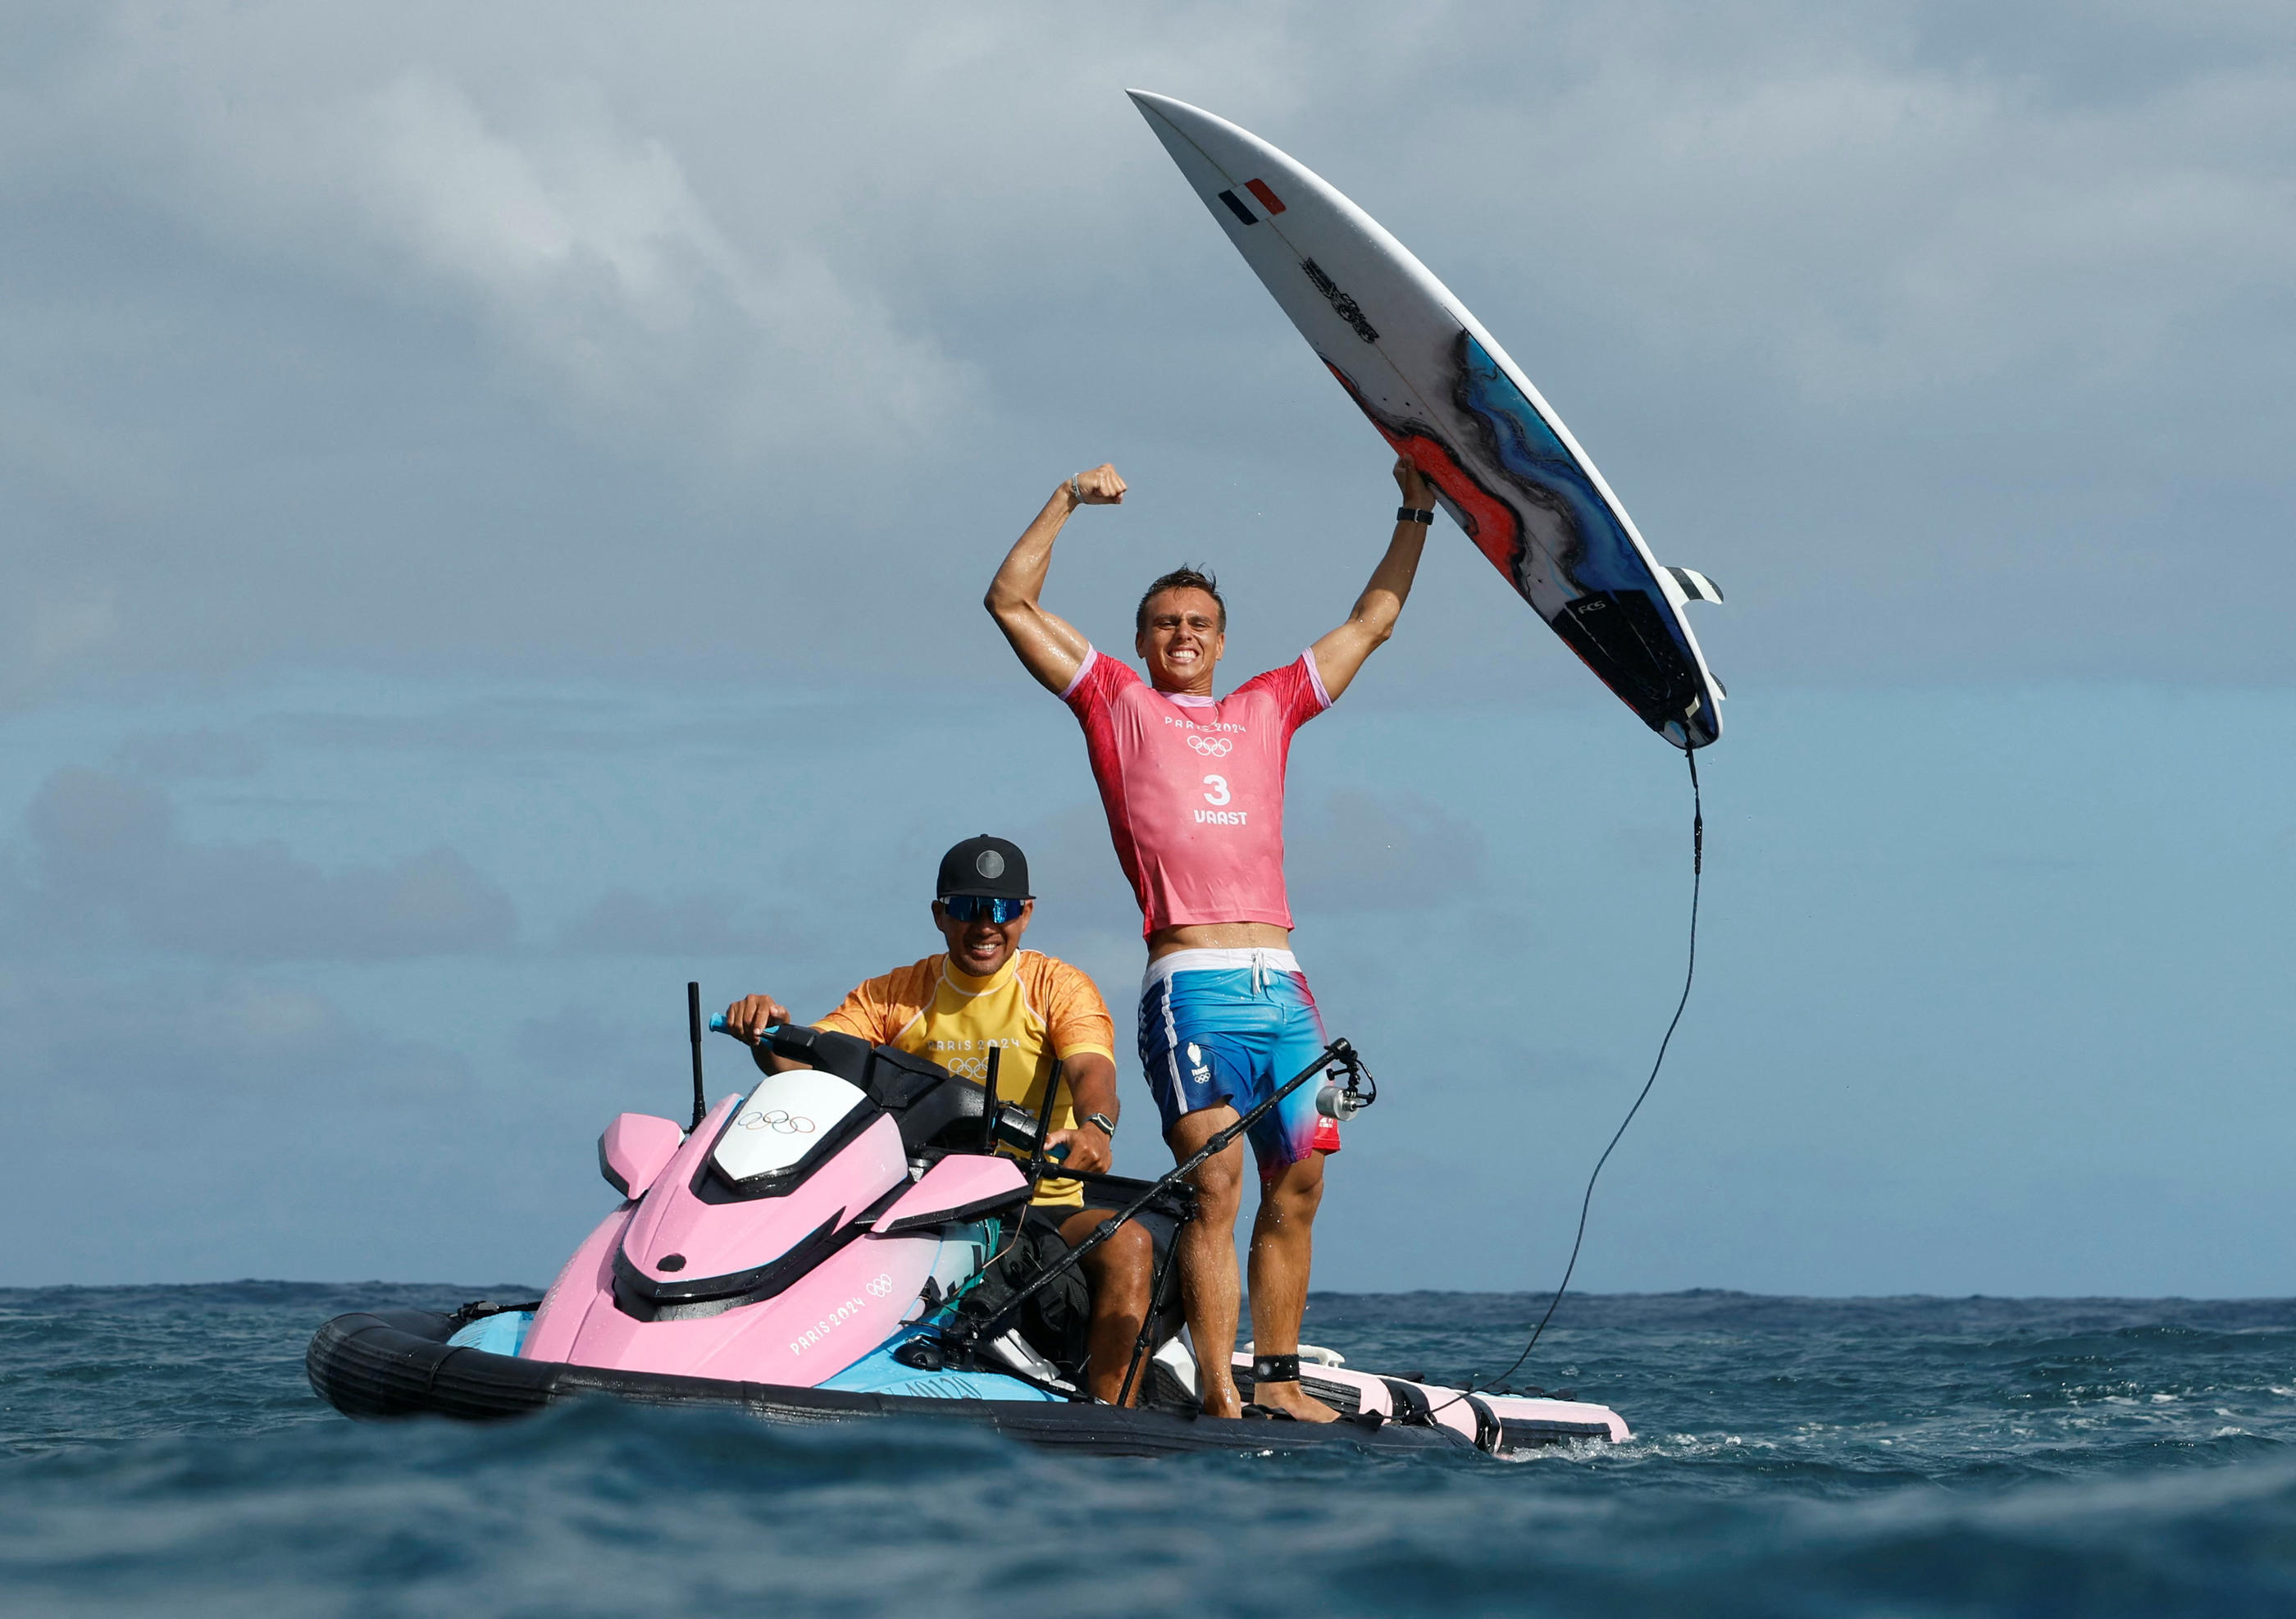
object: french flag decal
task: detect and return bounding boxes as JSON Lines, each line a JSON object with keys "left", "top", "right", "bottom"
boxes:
{"left": 1215, "top": 178, "right": 1288, "bottom": 225}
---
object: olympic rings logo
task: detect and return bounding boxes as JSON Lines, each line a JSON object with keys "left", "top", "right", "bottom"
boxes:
{"left": 737, "top": 1108, "right": 817, "bottom": 1135}
{"left": 864, "top": 1274, "right": 895, "bottom": 1298}
{"left": 1187, "top": 735, "right": 1233, "bottom": 757}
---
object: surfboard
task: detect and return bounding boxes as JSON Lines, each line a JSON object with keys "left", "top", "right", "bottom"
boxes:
{"left": 1129, "top": 90, "right": 1725, "bottom": 750}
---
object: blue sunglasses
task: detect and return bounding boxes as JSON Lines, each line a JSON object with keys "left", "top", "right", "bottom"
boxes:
{"left": 940, "top": 895, "right": 1027, "bottom": 924}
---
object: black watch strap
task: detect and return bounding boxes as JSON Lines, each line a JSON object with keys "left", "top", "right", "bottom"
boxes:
{"left": 1082, "top": 1111, "right": 1118, "bottom": 1138}
{"left": 1396, "top": 506, "right": 1436, "bottom": 526}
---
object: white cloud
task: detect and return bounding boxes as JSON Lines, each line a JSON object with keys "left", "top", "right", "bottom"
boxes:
{"left": 0, "top": 0, "right": 2288, "bottom": 699}
{"left": 20, "top": 13, "right": 971, "bottom": 467}
{"left": 1325, "top": 15, "right": 2296, "bottom": 412}
{"left": 311, "top": 70, "right": 968, "bottom": 458}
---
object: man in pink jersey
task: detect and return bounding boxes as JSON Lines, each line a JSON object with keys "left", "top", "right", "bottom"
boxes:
{"left": 985, "top": 456, "right": 1436, "bottom": 1421}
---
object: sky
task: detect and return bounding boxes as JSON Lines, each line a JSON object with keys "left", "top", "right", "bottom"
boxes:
{"left": 2, "top": 1, "right": 2292, "bottom": 1296}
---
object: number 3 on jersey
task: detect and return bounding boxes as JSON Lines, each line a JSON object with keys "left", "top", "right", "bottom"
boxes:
{"left": 1202, "top": 774, "right": 1231, "bottom": 807}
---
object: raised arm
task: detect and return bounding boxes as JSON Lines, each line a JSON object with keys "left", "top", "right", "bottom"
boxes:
{"left": 985, "top": 464, "right": 1127, "bottom": 694}
{"left": 1308, "top": 458, "right": 1434, "bottom": 702}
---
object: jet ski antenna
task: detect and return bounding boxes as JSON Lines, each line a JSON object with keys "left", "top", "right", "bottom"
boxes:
{"left": 981, "top": 1047, "right": 1000, "bottom": 1153}
{"left": 1027, "top": 1056, "right": 1064, "bottom": 1182}
{"left": 686, "top": 981, "right": 707, "bottom": 1130}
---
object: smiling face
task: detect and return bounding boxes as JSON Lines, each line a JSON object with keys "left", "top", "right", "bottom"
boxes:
{"left": 1134, "top": 587, "right": 1227, "bottom": 694}
{"left": 932, "top": 898, "right": 1033, "bottom": 976}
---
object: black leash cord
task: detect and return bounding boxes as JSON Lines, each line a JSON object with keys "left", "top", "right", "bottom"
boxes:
{"left": 1433, "top": 745, "right": 1703, "bottom": 1414}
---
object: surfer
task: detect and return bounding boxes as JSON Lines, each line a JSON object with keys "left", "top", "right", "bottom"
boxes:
{"left": 985, "top": 459, "right": 1433, "bottom": 1421}
{"left": 721, "top": 835, "right": 1155, "bottom": 1406}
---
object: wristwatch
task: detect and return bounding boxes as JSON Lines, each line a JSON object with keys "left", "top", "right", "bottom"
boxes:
{"left": 1082, "top": 1111, "right": 1118, "bottom": 1138}
{"left": 1396, "top": 505, "right": 1436, "bottom": 526}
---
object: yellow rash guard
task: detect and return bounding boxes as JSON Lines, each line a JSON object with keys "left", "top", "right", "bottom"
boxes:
{"left": 815, "top": 950, "right": 1115, "bottom": 1207}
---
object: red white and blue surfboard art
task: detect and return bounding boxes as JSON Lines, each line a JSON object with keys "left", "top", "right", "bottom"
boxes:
{"left": 1130, "top": 91, "right": 1726, "bottom": 749}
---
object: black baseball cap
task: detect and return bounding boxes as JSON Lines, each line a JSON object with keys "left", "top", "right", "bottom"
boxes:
{"left": 936, "top": 834, "right": 1032, "bottom": 901}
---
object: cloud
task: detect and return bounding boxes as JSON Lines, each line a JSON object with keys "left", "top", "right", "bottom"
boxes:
{"left": 14, "top": 21, "right": 972, "bottom": 471}
{"left": 309, "top": 69, "right": 968, "bottom": 463}
{"left": 0, "top": 0, "right": 2289, "bottom": 705}
{"left": 23, "top": 591, "right": 119, "bottom": 675}
{"left": 11, "top": 768, "right": 515, "bottom": 960}
{"left": 554, "top": 888, "right": 795, "bottom": 955}
{"left": 0, "top": 964, "right": 469, "bottom": 1105}
{"left": 112, "top": 728, "right": 266, "bottom": 780}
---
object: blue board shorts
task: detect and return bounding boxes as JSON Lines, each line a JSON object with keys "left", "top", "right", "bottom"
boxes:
{"left": 1137, "top": 949, "right": 1342, "bottom": 1181}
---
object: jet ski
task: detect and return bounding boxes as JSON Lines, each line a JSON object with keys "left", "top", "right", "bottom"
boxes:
{"left": 306, "top": 1008, "right": 1629, "bottom": 1458}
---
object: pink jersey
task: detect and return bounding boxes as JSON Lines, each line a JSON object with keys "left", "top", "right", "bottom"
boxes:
{"left": 1060, "top": 646, "right": 1332, "bottom": 936}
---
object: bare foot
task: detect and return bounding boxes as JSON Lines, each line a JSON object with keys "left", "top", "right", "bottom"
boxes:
{"left": 1248, "top": 1381, "right": 1342, "bottom": 1423}
{"left": 1199, "top": 1375, "right": 1243, "bottom": 1420}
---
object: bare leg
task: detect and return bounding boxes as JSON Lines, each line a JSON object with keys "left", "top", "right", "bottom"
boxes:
{"left": 1058, "top": 1206, "right": 1154, "bottom": 1407}
{"left": 1165, "top": 1106, "right": 1245, "bottom": 1418}
{"left": 1244, "top": 1150, "right": 1338, "bottom": 1421}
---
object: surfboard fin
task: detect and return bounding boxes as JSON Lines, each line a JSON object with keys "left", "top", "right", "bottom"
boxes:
{"left": 1665, "top": 567, "right": 1724, "bottom": 604}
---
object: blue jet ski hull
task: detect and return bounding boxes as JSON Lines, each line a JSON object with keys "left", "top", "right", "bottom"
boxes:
{"left": 306, "top": 1309, "right": 1611, "bottom": 1458}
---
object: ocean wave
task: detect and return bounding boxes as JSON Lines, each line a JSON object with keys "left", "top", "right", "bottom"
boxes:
{"left": 4, "top": 1286, "right": 2294, "bottom": 1615}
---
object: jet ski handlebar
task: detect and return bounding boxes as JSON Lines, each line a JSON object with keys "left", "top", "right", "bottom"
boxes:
{"left": 707, "top": 1014, "right": 1374, "bottom": 1122}
{"left": 708, "top": 1012, "right": 777, "bottom": 1041}
{"left": 708, "top": 1014, "right": 1070, "bottom": 1165}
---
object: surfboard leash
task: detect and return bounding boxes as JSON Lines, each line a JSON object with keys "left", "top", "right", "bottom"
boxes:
{"left": 1432, "top": 745, "right": 1703, "bottom": 1416}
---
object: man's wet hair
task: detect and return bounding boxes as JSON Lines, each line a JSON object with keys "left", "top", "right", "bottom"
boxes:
{"left": 1136, "top": 566, "right": 1228, "bottom": 634}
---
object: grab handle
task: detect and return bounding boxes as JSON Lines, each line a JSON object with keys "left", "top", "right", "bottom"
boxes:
{"left": 707, "top": 1013, "right": 781, "bottom": 1042}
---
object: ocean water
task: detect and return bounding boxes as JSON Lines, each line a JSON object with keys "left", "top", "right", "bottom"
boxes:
{"left": 2, "top": 1286, "right": 2294, "bottom": 1616}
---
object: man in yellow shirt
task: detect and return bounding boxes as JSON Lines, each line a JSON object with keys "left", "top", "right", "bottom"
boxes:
{"left": 721, "top": 835, "right": 1154, "bottom": 1405}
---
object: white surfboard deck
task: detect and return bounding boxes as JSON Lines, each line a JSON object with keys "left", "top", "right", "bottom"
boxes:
{"left": 1129, "top": 90, "right": 1724, "bottom": 750}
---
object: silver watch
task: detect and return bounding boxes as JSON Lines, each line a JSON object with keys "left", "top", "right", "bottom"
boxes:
{"left": 1082, "top": 1111, "right": 1118, "bottom": 1138}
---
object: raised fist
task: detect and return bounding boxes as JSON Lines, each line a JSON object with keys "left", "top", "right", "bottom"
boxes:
{"left": 1070, "top": 464, "right": 1128, "bottom": 505}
